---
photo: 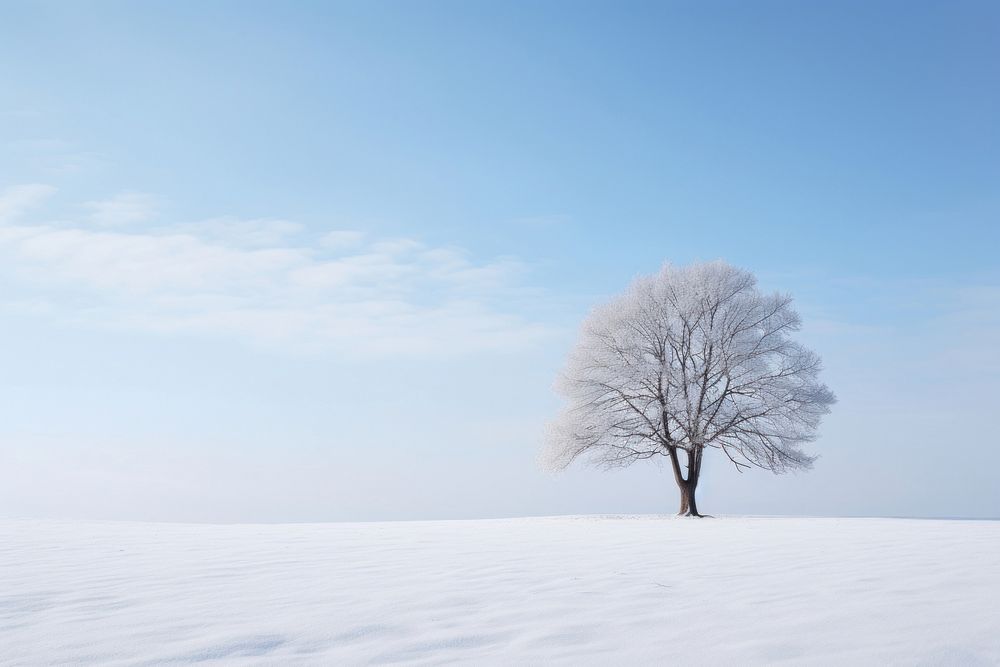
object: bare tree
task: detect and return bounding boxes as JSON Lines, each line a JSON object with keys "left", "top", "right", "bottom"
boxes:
{"left": 542, "top": 261, "right": 835, "bottom": 516}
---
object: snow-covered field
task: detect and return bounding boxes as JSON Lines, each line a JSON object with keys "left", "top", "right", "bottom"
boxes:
{"left": 2, "top": 516, "right": 998, "bottom": 665}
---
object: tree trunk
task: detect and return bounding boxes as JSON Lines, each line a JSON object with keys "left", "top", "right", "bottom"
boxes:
{"left": 677, "top": 481, "right": 700, "bottom": 517}
{"left": 667, "top": 446, "right": 704, "bottom": 517}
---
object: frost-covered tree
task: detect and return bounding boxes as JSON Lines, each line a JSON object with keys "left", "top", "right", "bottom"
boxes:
{"left": 542, "top": 261, "right": 835, "bottom": 516}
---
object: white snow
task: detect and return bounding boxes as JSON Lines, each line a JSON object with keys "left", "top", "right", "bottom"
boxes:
{"left": 2, "top": 516, "right": 998, "bottom": 665}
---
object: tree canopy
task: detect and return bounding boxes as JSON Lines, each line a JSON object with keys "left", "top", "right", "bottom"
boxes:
{"left": 542, "top": 261, "right": 835, "bottom": 515}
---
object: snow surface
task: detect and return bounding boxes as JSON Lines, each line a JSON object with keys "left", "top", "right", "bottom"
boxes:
{"left": 2, "top": 516, "right": 998, "bottom": 665}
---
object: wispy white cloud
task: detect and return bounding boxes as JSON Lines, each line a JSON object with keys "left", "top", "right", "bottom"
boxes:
{"left": 320, "top": 230, "right": 365, "bottom": 250}
{"left": 84, "top": 191, "right": 159, "bottom": 226}
{"left": 0, "top": 184, "right": 552, "bottom": 357}
{"left": 172, "top": 216, "right": 304, "bottom": 247}
{"left": 0, "top": 183, "right": 56, "bottom": 222}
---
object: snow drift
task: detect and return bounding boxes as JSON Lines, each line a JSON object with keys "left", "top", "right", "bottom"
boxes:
{"left": 2, "top": 516, "right": 998, "bottom": 665}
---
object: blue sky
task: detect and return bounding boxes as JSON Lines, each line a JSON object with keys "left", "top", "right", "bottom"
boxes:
{"left": 2, "top": 1, "right": 998, "bottom": 521}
